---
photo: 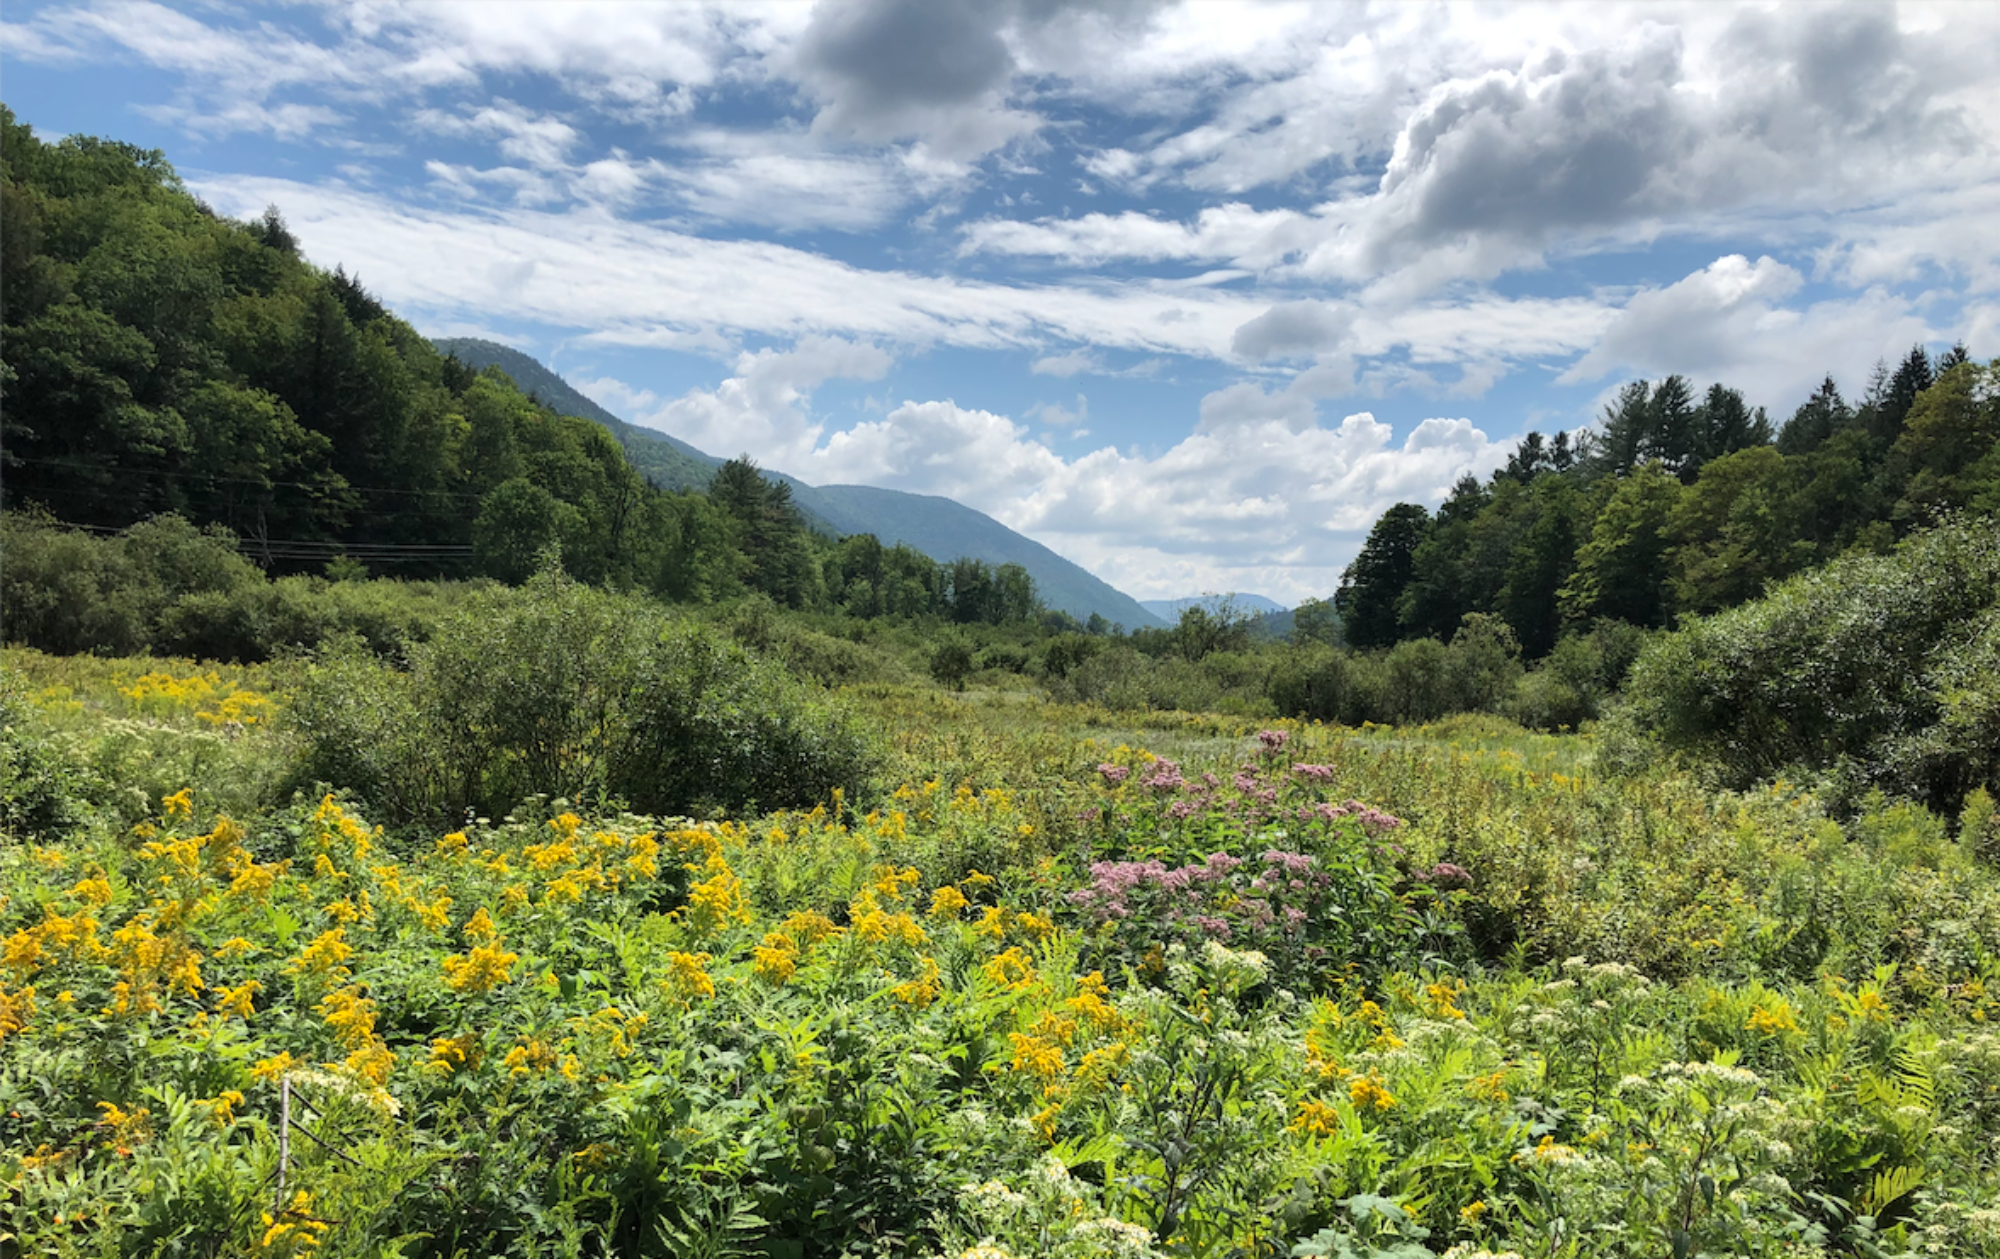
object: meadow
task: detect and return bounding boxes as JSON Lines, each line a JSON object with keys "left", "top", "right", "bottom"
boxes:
{"left": 3, "top": 643, "right": 1998, "bottom": 1259}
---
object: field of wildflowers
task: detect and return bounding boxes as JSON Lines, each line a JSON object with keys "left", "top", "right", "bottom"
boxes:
{"left": 3, "top": 652, "right": 1999, "bottom": 1258}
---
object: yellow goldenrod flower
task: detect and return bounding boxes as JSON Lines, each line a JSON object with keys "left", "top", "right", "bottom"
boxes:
{"left": 664, "top": 951, "right": 716, "bottom": 1002}
{"left": 442, "top": 944, "right": 520, "bottom": 993}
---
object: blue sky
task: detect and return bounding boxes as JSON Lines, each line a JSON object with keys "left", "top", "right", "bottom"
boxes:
{"left": 6, "top": 2, "right": 1997, "bottom": 603}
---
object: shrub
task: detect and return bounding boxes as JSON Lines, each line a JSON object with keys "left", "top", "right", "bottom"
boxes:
{"left": 0, "top": 512, "right": 149, "bottom": 654}
{"left": 288, "top": 571, "right": 876, "bottom": 826}
{"left": 1622, "top": 518, "right": 2000, "bottom": 809}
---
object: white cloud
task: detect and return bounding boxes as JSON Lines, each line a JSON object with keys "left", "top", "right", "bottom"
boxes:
{"left": 602, "top": 347, "right": 1509, "bottom": 602}
{"left": 416, "top": 100, "right": 581, "bottom": 169}
{"left": 1030, "top": 348, "right": 1102, "bottom": 378}
{"left": 1561, "top": 253, "right": 1937, "bottom": 408}
{"left": 610, "top": 336, "right": 894, "bottom": 470}
{"left": 1025, "top": 395, "right": 1088, "bottom": 428}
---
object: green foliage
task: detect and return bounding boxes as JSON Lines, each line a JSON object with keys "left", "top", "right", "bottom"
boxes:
{"left": 1622, "top": 517, "right": 2000, "bottom": 811}
{"left": 286, "top": 570, "right": 878, "bottom": 825}
{"left": 8, "top": 659, "right": 2000, "bottom": 1258}
{"left": 0, "top": 670, "right": 98, "bottom": 841}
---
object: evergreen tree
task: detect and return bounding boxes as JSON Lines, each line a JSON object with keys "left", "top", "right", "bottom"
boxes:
{"left": 1776, "top": 375, "right": 1851, "bottom": 456}
{"left": 1335, "top": 503, "right": 1429, "bottom": 649}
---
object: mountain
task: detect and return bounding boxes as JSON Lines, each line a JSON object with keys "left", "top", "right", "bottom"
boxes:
{"left": 433, "top": 338, "right": 1166, "bottom": 628}
{"left": 1140, "top": 593, "right": 1290, "bottom": 621}
{"left": 793, "top": 484, "right": 1162, "bottom": 630}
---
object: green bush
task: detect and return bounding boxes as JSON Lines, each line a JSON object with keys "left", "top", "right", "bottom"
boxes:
{"left": 287, "top": 571, "right": 877, "bottom": 826}
{"left": 0, "top": 512, "right": 150, "bottom": 655}
{"left": 1622, "top": 518, "right": 2000, "bottom": 808}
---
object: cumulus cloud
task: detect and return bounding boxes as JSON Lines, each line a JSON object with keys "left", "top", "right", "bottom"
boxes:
{"left": 596, "top": 344, "right": 1507, "bottom": 601}
{"left": 1562, "top": 254, "right": 1936, "bottom": 409}
{"left": 606, "top": 336, "right": 894, "bottom": 469}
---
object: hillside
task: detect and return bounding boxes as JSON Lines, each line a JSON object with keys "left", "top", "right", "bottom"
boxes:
{"left": 799, "top": 483, "right": 1162, "bottom": 629}
{"left": 433, "top": 337, "right": 1165, "bottom": 628}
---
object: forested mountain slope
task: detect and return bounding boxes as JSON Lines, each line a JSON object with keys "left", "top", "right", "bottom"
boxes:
{"left": 431, "top": 337, "right": 1165, "bottom": 628}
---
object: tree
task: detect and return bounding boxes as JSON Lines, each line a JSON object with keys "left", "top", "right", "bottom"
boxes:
{"left": 473, "top": 479, "right": 583, "bottom": 583}
{"left": 1397, "top": 475, "right": 1487, "bottom": 641}
{"left": 1776, "top": 375, "right": 1851, "bottom": 457}
{"left": 1885, "top": 359, "right": 2000, "bottom": 526}
{"left": 929, "top": 641, "right": 975, "bottom": 691}
{"left": 1291, "top": 597, "right": 1340, "bottom": 647}
{"left": 1335, "top": 503, "right": 1429, "bottom": 649}
{"left": 1664, "top": 446, "right": 1813, "bottom": 615}
{"left": 1640, "top": 374, "right": 1699, "bottom": 477}
{"left": 1589, "top": 380, "right": 1654, "bottom": 480}
{"left": 1560, "top": 463, "right": 1683, "bottom": 629}
{"left": 1688, "top": 382, "right": 1771, "bottom": 473}
{"left": 1496, "top": 475, "right": 1587, "bottom": 657}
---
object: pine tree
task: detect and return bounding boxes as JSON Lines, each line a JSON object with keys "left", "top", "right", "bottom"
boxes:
{"left": 1335, "top": 503, "right": 1430, "bottom": 649}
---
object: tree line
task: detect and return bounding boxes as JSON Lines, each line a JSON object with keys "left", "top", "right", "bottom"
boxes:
{"left": 1332, "top": 345, "right": 1996, "bottom": 658}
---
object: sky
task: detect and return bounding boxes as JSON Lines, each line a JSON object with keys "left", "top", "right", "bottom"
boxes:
{"left": 6, "top": 1, "right": 1998, "bottom": 604}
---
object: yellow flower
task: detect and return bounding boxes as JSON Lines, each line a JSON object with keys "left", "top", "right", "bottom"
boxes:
{"left": 95, "top": 1100, "right": 152, "bottom": 1146}
{"left": 664, "top": 951, "right": 716, "bottom": 1002}
{"left": 1460, "top": 1200, "right": 1488, "bottom": 1224}
{"left": 463, "top": 906, "right": 501, "bottom": 945}
{"left": 288, "top": 928, "right": 352, "bottom": 978}
{"left": 317, "top": 987, "right": 379, "bottom": 1051}
{"left": 1348, "top": 1072, "right": 1397, "bottom": 1112}
{"left": 1065, "top": 972, "right": 1126, "bottom": 1033}
{"left": 503, "top": 1039, "right": 560, "bottom": 1077}
{"left": 344, "top": 1043, "right": 396, "bottom": 1086}
{"left": 1291, "top": 1098, "right": 1341, "bottom": 1137}
{"left": 161, "top": 788, "right": 194, "bottom": 821}
{"left": 753, "top": 934, "right": 799, "bottom": 986}
{"left": 1423, "top": 978, "right": 1468, "bottom": 1020}
{"left": 0, "top": 983, "right": 36, "bottom": 1040}
{"left": 199, "top": 1090, "right": 244, "bottom": 1127}
{"left": 779, "top": 909, "right": 842, "bottom": 946}
{"left": 442, "top": 944, "right": 520, "bottom": 994}
{"left": 927, "top": 885, "right": 970, "bottom": 919}
{"left": 1013, "top": 911, "right": 1055, "bottom": 942}
{"left": 427, "top": 1033, "right": 482, "bottom": 1075}
{"left": 250, "top": 1051, "right": 297, "bottom": 1083}
{"left": 681, "top": 856, "right": 752, "bottom": 936}
{"left": 1746, "top": 1003, "right": 1801, "bottom": 1037}
{"left": 259, "top": 1190, "right": 330, "bottom": 1253}
{"left": 890, "top": 957, "right": 943, "bottom": 1007}
{"left": 67, "top": 873, "right": 114, "bottom": 906}
{"left": 983, "top": 947, "right": 1036, "bottom": 991}
{"left": 215, "top": 979, "right": 260, "bottom": 1019}
{"left": 1006, "top": 1031, "right": 1066, "bottom": 1080}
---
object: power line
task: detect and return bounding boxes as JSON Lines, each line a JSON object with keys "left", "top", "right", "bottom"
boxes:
{"left": 2, "top": 454, "right": 492, "bottom": 503}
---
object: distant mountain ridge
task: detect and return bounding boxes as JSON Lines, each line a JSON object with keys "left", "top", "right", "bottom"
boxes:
{"left": 434, "top": 338, "right": 1166, "bottom": 628}
{"left": 1140, "top": 594, "right": 1290, "bottom": 621}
